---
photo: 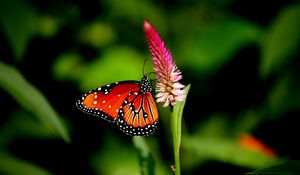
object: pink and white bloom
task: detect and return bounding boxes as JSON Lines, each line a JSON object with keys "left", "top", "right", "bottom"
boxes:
{"left": 143, "top": 20, "right": 185, "bottom": 107}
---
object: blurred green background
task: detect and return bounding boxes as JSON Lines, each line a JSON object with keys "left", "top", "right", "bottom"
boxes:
{"left": 1, "top": 0, "right": 300, "bottom": 174}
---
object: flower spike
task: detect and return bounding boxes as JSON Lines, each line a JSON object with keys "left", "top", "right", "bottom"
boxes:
{"left": 144, "top": 20, "right": 185, "bottom": 107}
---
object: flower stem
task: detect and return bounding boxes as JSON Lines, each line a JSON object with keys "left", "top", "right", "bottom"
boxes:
{"left": 171, "top": 84, "right": 191, "bottom": 175}
{"left": 132, "top": 137, "right": 155, "bottom": 175}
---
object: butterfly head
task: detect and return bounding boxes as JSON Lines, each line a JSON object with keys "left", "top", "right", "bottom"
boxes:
{"left": 140, "top": 75, "right": 152, "bottom": 93}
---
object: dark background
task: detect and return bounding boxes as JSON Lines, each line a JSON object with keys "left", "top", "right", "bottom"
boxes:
{"left": 1, "top": 0, "right": 300, "bottom": 174}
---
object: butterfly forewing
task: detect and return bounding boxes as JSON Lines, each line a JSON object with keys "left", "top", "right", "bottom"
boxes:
{"left": 76, "top": 81, "right": 140, "bottom": 122}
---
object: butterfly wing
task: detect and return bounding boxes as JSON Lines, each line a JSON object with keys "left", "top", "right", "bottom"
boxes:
{"left": 76, "top": 81, "right": 140, "bottom": 122}
{"left": 117, "top": 91, "right": 159, "bottom": 136}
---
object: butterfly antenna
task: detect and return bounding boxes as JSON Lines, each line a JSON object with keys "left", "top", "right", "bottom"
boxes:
{"left": 147, "top": 71, "right": 156, "bottom": 77}
{"left": 142, "top": 58, "right": 148, "bottom": 76}
{"left": 148, "top": 72, "right": 157, "bottom": 85}
{"left": 142, "top": 58, "right": 156, "bottom": 80}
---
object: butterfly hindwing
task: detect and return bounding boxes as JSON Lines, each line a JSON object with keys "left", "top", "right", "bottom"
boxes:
{"left": 117, "top": 91, "right": 159, "bottom": 136}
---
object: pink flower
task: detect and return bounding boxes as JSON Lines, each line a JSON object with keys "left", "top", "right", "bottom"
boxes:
{"left": 143, "top": 20, "right": 185, "bottom": 107}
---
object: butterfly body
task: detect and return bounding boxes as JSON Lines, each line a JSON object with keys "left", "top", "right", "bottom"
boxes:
{"left": 76, "top": 75, "right": 159, "bottom": 136}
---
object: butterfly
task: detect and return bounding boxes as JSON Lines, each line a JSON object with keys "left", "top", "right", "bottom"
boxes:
{"left": 76, "top": 75, "right": 159, "bottom": 136}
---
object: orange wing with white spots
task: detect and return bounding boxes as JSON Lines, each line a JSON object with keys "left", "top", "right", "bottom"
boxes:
{"left": 76, "top": 81, "right": 140, "bottom": 122}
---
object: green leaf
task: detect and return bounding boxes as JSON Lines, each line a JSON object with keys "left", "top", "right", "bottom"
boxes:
{"left": 79, "top": 21, "right": 116, "bottom": 48}
{"left": 90, "top": 133, "right": 140, "bottom": 175}
{"left": 132, "top": 137, "right": 155, "bottom": 175}
{"left": 247, "top": 160, "right": 300, "bottom": 175}
{"left": 194, "top": 113, "right": 231, "bottom": 138}
{"left": 0, "top": 109, "right": 68, "bottom": 147}
{"left": 102, "top": 0, "right": 167, "bottom": 28}
{"left": 37, "top": 15, "right": 61, "bottom": 38}
{"left": 0, "top": 62, "right": 70, "bottom": 143}
{"left": 232, "top": 108, "right": 264, "bottom": 135}
{"left": 181, "top": 136, "right": 278, "bottom": 170}
{"left": 0, "top": 0, "right": 38, "bottom": 61}
{"left": 265, "top": 71, "right": 300, "bottom": 118}
{"left": 78, "top": 46, "right": 152, "bottom": 90}
{"left": 171, "top": 84, "right": 191, "bottom": 175}
{"left": 0, "top": 152, "right": 52, "bottom": 175}
{"left": 174, "top": 16, "right": 260, "bottom": 77}
{"left": 259, "top": 2, "right": 300, "bottom": 78}
{"left": 52, "top": 51, "right": 84, "bottom": 81}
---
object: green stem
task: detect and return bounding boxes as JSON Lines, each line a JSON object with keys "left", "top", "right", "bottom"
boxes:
{"left": 171, "top": 112, "right": 181, "bottom": 175}
{"left": 171, "top": 84, "right": 191, "bottom": 175}
{"left": 132, "top": 137, "right": 155, "bottom": 175}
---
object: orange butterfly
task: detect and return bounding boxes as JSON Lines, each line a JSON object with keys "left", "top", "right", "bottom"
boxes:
{"left": 76, "top": 75, "right": 159, "bottom": 136}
